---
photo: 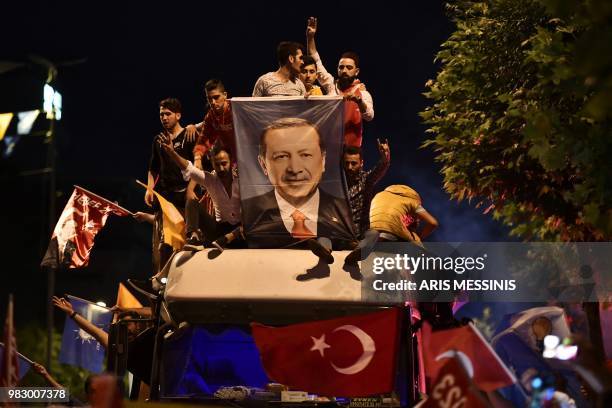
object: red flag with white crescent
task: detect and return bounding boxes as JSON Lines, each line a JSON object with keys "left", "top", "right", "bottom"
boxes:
{"left": 419, "top": 356, "right": 488, "bottom": 408}
{"left": 251, "top": 308, "right": 401, "bottom": 397}
{"left": 422, "top": 322, "right": 516, "bottom": 392}
{"left": 41, "top": 186, "right": 132, "bottom": 269}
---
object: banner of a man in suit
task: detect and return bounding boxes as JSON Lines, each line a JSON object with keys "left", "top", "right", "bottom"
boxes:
{"left": 232, "top": 96, "right": 355, "bottom": 248}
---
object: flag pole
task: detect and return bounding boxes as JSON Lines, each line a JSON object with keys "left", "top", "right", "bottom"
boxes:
{"left": 46, "top": 98, "right": 56, "bottom": 373}
{"left": 65, "top": 294, "right": 112, "bottom": 310}
{"left": 73, "top": 185, "right": 134, "bottom": 215}
{"left": 0, "top": 342, "right": 35, "bottom": 365}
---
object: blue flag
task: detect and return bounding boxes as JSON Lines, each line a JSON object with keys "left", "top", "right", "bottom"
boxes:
{"left": 0, "top": 343, "right": 31, "bottom": 380}
{"left": 58, "top": 296, "right": 112, "bottom": 373}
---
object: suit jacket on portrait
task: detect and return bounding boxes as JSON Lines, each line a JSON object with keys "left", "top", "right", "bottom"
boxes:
{"left": 241, "top": 189, "right": 356, "bottom": 249}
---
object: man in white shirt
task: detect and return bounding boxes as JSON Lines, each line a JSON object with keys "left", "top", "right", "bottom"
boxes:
{"left": 253, "top": 42, "right": 307, "bottom": 97}
{"left": 306, "top": 17, "right": 374, "bottom": 147}
{"left": 159, "top": 138, "right": 242, "bottom": 252}
{"left": 241, "top": 117, "right": 355, "bottom": 255}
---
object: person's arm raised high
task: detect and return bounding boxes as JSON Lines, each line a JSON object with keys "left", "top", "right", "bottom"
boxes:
{"left": 52, "top": 296, "right": 109, "bottom": 349}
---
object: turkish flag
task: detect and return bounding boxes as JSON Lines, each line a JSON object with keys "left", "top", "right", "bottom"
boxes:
{"left": 420, "top": 357, "right": 488, "bottom": 408}
{"left": 251, "top": 308, "right": 401, "bottom": 397}
{"left": 41, "top": 186, "right": 131, "bottom": 269}
{"left": 422, "top": 322, "right": 516, "bottom": 392}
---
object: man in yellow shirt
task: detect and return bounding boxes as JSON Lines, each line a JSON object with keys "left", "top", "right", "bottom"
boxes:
{"left": 369, "top": 185, "right": 438, "bottom": 243}
{"left": 344, "top": 185, "right": 439, "bottom": 269}
{"left": 300, "top": 55, "right": 323, "bottom": 96}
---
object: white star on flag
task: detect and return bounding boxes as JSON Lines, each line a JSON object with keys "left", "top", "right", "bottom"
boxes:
{"left": 100, "top": 205, "right": 113, "bottom": 215}
{"left": 310, "top": 334, "right": 331, "bottom": 357}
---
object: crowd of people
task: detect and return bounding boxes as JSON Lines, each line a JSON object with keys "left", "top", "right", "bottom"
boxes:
{"left": 29, "top": 17, "right": 608, "bottom": 408}
{"left": 127, "top": 16, "right": 439, "bottom": 295}
{"left": 41, "top": 16, "right": 442, "bottom": 405}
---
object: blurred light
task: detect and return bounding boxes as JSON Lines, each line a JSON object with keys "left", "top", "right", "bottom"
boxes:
{"left": 544, "top": 388, "right": 555, "bottom": 400}
{"left": 43, "top": 84, "right": 62, "bottom": 120}
{"left": 543, "top": 349, "right": 556, "bottom": 359}
{"left": 160, "top": 277, "right": 167, "bottom": 284}
{"left": 96, "top": 301, "right": 107, "bottom": 307}
{"left": 556, "top": 345, "right": 578, "bottom": 360}
{"left": 531, "top": 377, "right": 543, "bottom": 389}
{"left": 43, "top": 84, "right": 53, "bottom": 117}
{"left": 544, "top": 335, "right": 560, "bottom": 349}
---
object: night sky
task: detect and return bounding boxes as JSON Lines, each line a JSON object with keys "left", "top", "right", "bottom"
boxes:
{"left": 1, "top": 1, "right": 511, "bottom": 325}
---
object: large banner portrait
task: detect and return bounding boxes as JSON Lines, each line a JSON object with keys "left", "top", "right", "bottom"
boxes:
{"left": 232, "top": 96, "right": 356, "bottom": 249}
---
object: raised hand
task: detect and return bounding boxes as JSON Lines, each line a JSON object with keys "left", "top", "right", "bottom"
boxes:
{"left": 377, "top": 138, "right": 390, "bottom": 160}
{"left": 306, "top": 17, "right": 317, "bottom": 39}
{"left": 158, "top": 133, "right": 174, "bottom": 154}
{"left": 52, "top": 296, "right": 74, "bottom": 315}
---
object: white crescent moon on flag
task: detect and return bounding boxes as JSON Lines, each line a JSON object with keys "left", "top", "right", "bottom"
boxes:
{"left": 435, "top": 350, "right": 474, "bottom": 378}
{"left": 330, "top": 325, "right": 376, "bottom": 375}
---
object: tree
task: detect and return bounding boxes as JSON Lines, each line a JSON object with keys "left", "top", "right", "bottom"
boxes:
{"left": 421, "top": 0, "right": 612, "bottom": 241}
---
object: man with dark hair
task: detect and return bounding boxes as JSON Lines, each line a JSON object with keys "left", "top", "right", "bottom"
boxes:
{"left": 300, "top": 55, "right": 323, "bottom": 95}
{"left": 344, "top": 139, "right": 390, "bottom": 236}
{"left": 185, "top": 79, "right": 236, "bottom": 163}
{"left": 184, "top": 79, "right": 236, "bottom": 223}
{"left": 159, "top": 139, "right": 242, "bottom": 251}
{"left": 145, "top": 98, "right": 195, "bottom": 271}
{"left": 252, "top": 42, "right": 307, "bottom": 96}
{"left": 241, "top": 117, "right": 355, "bottom": 251}
{"left": 306, "top": 17, "right": 374, "bottom": 147}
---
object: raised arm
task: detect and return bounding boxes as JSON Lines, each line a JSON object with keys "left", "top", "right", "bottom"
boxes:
{"left": 306, "top": 17, "right": 336, "bottom": 95}
{"left": 366, "top": 138, "right": 390, "bottom": 186}
{"left": 52, "top": 296, "right": 109, "bottom": 349}
{"left": 306, "top": 17, "right": 318, "bottom": 56}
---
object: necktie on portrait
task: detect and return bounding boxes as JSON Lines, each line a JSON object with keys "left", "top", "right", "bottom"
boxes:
{"left": 291, "top": 209, "right": 314, "bottom": 238}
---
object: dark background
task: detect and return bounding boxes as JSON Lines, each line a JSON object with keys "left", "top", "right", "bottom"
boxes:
{"left": 0, "top": 1, "right": 511, "bottom": 325}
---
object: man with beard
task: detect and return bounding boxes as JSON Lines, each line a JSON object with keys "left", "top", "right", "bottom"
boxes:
{"left": 306, "top": 17, "right": 374, "bottom": 147}
{"left": 184, "top": 79, "right": 236, "bottom": 219}
{"left": 253, "top": 41, "right": 307, "bottom": 96}
{"left": 300, "top": 55, "right": 323, "bottom": 95}
{"left": 344, "top": 139, "right": 390, "bottom": 237}
{"left": 160, "top": 139, "right": 242, "bottom": 251}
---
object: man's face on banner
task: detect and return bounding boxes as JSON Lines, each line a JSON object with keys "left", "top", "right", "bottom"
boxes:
{"left": 259, "top": 124, "right": 326, "bottom": 207}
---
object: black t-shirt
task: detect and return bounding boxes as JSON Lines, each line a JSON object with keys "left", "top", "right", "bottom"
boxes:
{"left": 148, "top": 129, "right": 194, "bottom": 196}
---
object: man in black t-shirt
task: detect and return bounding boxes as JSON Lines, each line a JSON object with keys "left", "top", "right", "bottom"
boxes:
{"left": 144, "top": 98, "right": 195, "bottom": 275}
{"left": 146, "top": 98, "right": 195, "bottom": 210}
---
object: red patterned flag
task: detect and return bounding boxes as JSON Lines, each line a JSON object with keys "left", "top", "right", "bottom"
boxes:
{"left": 422, "top": 322, "right": 516, "bottom": 392}
{"left": 0, "top": 295, "right": 19, "bottom": 387}
{"left": 251, "top": 308, "right": 400, "bottom": 397}
{"left": 41, "top": 186, "right": 132, "bottom": 269}
{"left": 420, "top": 356, "right": 488, "bottom": 408}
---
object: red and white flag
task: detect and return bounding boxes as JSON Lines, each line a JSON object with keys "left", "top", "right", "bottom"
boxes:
{"left": 251, "top": 308, "right": 401, "bottom": 397}
{"left": 419, "top": 355, "right": 488, "bottom": 408}
{"left": 422, "top": 322, "right": 516, "bottom": 392}
{"left": 41, "top": 186, "right": 132, "bottom": 269}
{"left": 0, "top": 295, "right": 19, "bottom": 387}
